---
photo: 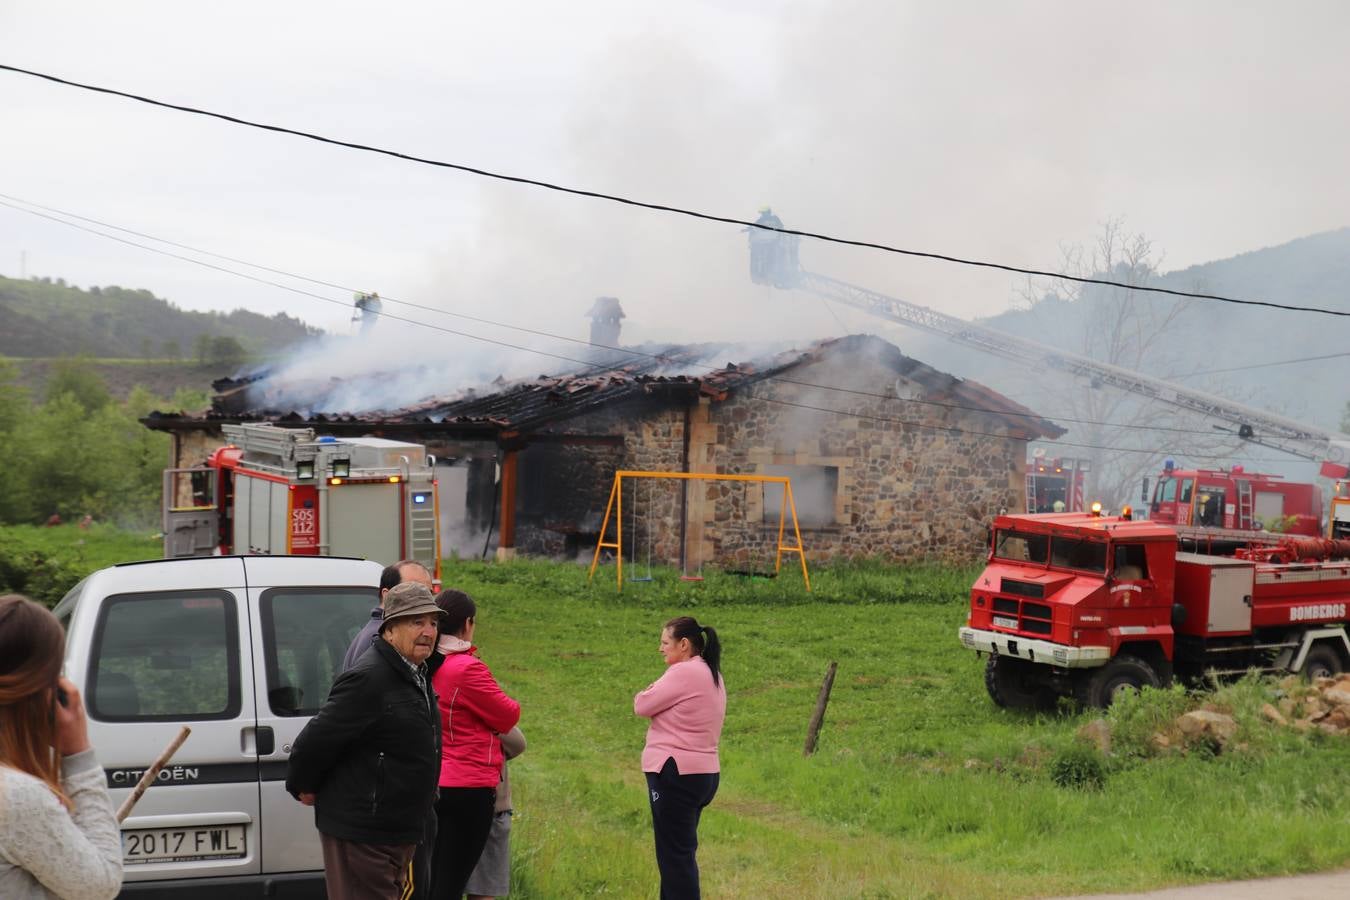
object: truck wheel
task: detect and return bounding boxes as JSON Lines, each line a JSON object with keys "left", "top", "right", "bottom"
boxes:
{"left": 1080, "top": 655, "right": 1160, "bottom": 708}
{"left": 984, "top": 655, "right": 1054, "bottom": 710}
{"left": 1301, "top": 644, "right": 1345, "bottom": 681}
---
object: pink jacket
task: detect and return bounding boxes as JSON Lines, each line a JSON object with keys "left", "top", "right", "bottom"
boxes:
{"left": 634, "top": 656, "right": 726, "bottom": 775}
{"left": 432, "top": 647, "right": 521, "bottom": 789}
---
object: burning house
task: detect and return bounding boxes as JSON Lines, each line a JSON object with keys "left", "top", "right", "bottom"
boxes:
{"left": 144, "top": 307, "right": 1062, "bottom": 567}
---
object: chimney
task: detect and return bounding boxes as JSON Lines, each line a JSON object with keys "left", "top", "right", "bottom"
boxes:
{"left": 584, "top": 297, "right": 625, "bottom": 360}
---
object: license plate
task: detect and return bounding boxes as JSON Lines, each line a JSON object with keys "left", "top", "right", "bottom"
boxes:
{"left": 992, "top": 615, "right": 1018, "bottom": 630}
{"left": 122, "top": 825, "right": 247, "bottom": 865}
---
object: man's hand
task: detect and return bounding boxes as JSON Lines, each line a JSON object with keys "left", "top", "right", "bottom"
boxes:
{"left": 297, "top": 792, "right": 317, "bottom": 806}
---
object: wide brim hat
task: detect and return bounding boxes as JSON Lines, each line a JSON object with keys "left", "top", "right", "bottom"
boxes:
{"left": 382, "top": 581, "right": 442, "bottom": 624}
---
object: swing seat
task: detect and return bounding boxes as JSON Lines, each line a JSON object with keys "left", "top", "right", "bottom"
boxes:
{"left": 679, "top": 574, "right": 704, "bottom": 582}
{"left": 628, "top": 575, "right": 654, "bottom": 583}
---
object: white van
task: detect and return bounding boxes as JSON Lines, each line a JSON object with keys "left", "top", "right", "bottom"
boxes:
{"left": 55, "top": 555, "right": 383, "bottom": 898}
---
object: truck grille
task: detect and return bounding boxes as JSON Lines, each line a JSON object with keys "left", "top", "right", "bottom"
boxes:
{"left": 991, "top": 597, "right": 1053, "bottom": 635}
{"left": 1001, "top": 579, "right": 1045, "bottom": 599}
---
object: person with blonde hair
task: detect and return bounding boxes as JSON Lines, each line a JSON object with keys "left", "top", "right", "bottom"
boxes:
{"left": 0, "top": 593, "right": 122, "bottom": 899}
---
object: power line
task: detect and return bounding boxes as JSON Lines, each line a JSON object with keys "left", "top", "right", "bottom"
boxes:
{"left": 0, "top": 191, "right": 637, "bottom": 371}
{"left": 2, "top": 188, "right": 1299, "bottom": 461}
{"left": 0, "top": 198, "right": 603, "bottom": 371}
{"left": 752, "top": 394, "right": 1301, "bottom": 462}
{"left": 0, "top": 192, "right": 1253, "bottom": 441}
{"left": 1177, "top": 350, "right": 1350, "bottom": 378}
{"left": 3, "top": 62, "right": 1347, "bottom": 319}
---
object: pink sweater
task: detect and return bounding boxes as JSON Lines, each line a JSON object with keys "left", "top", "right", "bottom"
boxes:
{"left": 634, "top": 657, "right": 726, "bottom": 774}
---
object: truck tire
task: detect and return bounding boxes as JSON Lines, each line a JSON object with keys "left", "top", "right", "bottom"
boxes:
{"left": 984, "top": 655, "right": 1053, "bottom": 710}
{"left": 1301, "top": 644, "right": 1345, "bottom": 681}
{"left": 1079, "top": 654, "right": 1160, "bottom": 709}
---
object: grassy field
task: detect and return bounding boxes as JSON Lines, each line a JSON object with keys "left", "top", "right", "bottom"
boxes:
{"left": 0, "top": 523, "right": 161, "bottom": 605}
{"left": 10, "top": 528, "right": 1350, "bottom": 898}
{"left": 448, "top": 559, "right": 1350, "bottom": 899}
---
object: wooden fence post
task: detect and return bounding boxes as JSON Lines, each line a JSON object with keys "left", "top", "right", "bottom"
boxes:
{"left": 803, "top": 661, "right": 838, "bottom": 757}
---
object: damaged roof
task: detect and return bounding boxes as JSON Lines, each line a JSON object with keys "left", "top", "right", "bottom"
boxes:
{"left": 144, "top": 334, "right": 1063, "bottom": 440}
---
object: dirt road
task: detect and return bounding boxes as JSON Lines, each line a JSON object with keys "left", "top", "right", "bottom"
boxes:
{"left": 1047, "top": 868, "right": 1350, "bottom": 899}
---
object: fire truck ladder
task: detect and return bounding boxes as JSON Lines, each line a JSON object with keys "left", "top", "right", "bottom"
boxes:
{"left": 1236, "top": 478, "right": 1255, "bottom": 529}
{"left": 748, "top": 228, "right": 1350, "bottom": 466}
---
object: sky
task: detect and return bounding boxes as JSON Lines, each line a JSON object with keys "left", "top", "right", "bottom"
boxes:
{"left": 1, "top": 0, "right": 1348, "bottom": 362}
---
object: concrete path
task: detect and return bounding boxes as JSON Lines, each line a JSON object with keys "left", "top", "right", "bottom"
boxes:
{"left": 1046, "top": 868, "right": 1350, "bottom": 899}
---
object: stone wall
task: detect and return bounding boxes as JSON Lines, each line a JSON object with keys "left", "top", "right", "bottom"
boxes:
{"left": 692, "top": 356, "right": 1025, "bottom": 565}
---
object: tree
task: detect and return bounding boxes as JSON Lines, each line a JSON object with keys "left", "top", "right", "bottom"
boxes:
{"left": 207, "top": 336, "right": 247, "bottom": 367}
{"left": 1017, "top": 220, "right": 1240, "bottom": 507}
{"left": 162, "top": 339, "right": 182, "bottom": 361}
{"left": 44, "top": 357, "right": 111, "bottom": 414}
{"left": 195, "top": 333, "right": 213, "bottom": 365}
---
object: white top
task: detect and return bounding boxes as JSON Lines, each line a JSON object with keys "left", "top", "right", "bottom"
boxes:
{"left": 0, "top": 749, "right": 122, "bottom": 900}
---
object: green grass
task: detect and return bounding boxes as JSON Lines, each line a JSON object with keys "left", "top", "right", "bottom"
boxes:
{"left": 444, "top": 558, "right": 1350, "bottom": 899}
{"left": 12, "top": 537, "right": 1350, "bottom": 897}
{"left": 0, "top": 523, "right": 160, "bottom": 605}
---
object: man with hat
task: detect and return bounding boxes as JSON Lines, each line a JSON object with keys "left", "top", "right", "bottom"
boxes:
{"left": 286, "top": 582, "right": 443, "bottom": 900}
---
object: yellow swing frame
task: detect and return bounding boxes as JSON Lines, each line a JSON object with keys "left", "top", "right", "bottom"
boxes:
{"left": 587, "top": 470, "right": 811, "bottom": 592}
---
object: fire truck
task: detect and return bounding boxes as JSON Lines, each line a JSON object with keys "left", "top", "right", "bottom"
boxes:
{"left": 1148, "top": 462, "right": 1321, "bottom": 537}
{"left": 958, "top": 509, "right": 1350, "bottom": 708}
{"left": 1025, "top": 453, "right": 1088, "bottom": 513}
{"left": 162, "top": 423, "right": 440, "bottom": 577}
{"left": 1328, "top": 479, "right": 1350, "bottom": 539}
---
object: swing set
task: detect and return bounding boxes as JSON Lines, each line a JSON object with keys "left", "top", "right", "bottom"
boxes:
{"left": 587, "top": 470, "right": 811, "bottom": 592}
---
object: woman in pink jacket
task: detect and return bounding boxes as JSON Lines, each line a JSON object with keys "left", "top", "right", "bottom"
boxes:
{"left": 429, "top": 590, "right": 520, "bottom": 899}
{"left": 634, "top": 616, "right": 726, "bottom": 900}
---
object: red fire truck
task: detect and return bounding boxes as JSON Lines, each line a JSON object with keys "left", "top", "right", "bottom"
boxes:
{"left": 1148, "top": 462, "right": 1321, "bottom": 536}
{"left": 1025, "top": 453, "right": 1088, "bottom": 513}
{"left": 162, "top": 423, "right": 440, "bottom": 577}
{"left": 958, "top": 509, "right": 1350, "bottom": 708}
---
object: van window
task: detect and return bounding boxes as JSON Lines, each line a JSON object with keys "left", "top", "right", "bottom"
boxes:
{"left": 89, "top": 591, "right": 240, "bottom": 721}
{"left": 260, "top": 588, "right": 380, "bottom": 717}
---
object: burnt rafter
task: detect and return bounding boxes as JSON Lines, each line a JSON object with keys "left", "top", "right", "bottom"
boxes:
{"left": 142, "top": 334, "right": 1062, "bottom": 443}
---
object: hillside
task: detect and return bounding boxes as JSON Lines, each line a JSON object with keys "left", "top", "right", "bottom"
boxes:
{"left": 0, "top": 274, "right": 323, "bottom": 360}
{"left": 898, "top": 227, "right": 1350, "bottom": 434}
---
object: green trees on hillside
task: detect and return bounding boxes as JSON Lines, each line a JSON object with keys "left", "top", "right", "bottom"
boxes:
{"left": 0, "top": 274, "right": 322, "bottom": 360}
{"left": 0, "top": 357, "right": 198, "bottom": 527}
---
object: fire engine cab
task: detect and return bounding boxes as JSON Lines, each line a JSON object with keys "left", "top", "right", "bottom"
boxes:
{"left": 163, "top": 423, "right": 439, "bottom": 577}
{"left": 1025, "top": 453, "right": 1088, "bottom": 513}
{"left": 959, "top": 509, "right": 1350, "bottom": 708}
{"left": 1149, "top": 461, "right": 1321, "bottom": 536}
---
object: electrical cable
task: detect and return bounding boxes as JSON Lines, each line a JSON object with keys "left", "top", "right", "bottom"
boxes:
{"left": 3, "top": 62, "right": 1347, "bottom": 319}
{"left": 0, "top": 198, "right": 603, "bottom": 371}
{"left": 1177, "top": 350, "right": 1350, "bottom": 378}
{"left": 750, "top": 394, "right": 1303, "bottom": 462}
{"left": 0, "top": 192, "right": 1309, "bottom": 445}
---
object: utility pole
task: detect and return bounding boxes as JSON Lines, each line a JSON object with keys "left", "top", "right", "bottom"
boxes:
{"left": 19, "top": 250, "right": 26, "bottom": 279}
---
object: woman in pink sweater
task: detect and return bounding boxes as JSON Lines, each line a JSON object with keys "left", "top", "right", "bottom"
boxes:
{"left": 634, "top": 616, "right": 726, "bottom": 900}
{"left": 430, "top": 590, "right": 520, "bottom": 899}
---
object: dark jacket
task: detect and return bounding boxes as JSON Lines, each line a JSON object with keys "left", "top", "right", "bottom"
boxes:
{"left": 340, "top": 607, "right": 383, "bottom": 673}
{"left": 285, "top": 638, "right": 441, "bottom": 845}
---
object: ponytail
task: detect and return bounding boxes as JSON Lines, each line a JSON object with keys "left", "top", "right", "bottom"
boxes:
{"left": 665, "top": 616, "right": 722, "bottom": 687}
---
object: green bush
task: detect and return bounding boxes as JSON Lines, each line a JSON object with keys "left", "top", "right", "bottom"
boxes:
{"left": 1048, "top": 744, "right": 1107, "bottom": 790}
{"left": 0, "top": 524, "right": 159, "bottom": 607}
{"left": 1106, "top": 682, "right": 1193, "bottom": 758}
